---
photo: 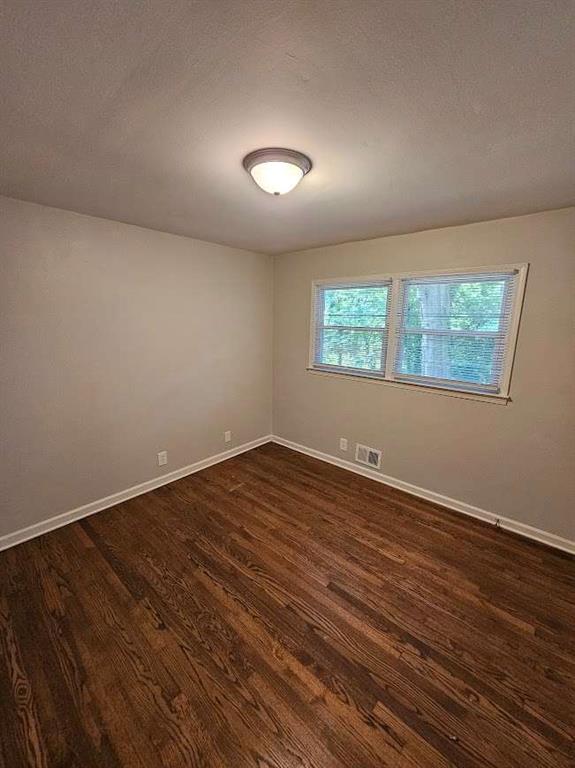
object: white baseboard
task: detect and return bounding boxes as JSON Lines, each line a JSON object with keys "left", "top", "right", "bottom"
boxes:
{"left": 270, "top": 436, "right": 575, "bottom": 556}
{"left": 0, "top": 435, "right": 273, "bottom": 552}
{"left": 2, "top": 434, "right": 573, "bottom": 557}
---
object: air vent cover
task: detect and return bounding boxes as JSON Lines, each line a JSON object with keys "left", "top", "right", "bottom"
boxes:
{"left": 355, "top": 443, "right": 382, "bottom": 469}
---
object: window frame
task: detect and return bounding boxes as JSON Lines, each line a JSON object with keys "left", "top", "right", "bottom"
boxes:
{"left": 308, "top": 263, "right": 529, "bottom": 401}
{"left": 311, "top": 278, "right": 393, "bottom": 379}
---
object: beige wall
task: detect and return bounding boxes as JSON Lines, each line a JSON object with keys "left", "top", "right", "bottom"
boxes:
{"left": 273, "top": 208, "right": 575, "bottom": 541}
{"left": 0, "top": 196, "right": 273, "bottom": 538}
{"left": 2, "top": 198, "right": 573, "bottom": 544}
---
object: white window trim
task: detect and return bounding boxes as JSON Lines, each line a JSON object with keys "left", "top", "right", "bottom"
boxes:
{"left": 308, "top": 263, "right": 529, "bottom": 402}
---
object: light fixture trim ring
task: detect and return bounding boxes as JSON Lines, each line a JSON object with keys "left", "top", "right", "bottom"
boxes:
{"left": 242, "top": 147, "right": 312, "bottom": 176}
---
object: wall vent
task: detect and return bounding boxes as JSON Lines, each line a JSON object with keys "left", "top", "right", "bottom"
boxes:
{"left": 355, "top": 443, "right": 382, "bottom": 469}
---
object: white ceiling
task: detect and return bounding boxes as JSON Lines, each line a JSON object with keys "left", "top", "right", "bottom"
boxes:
{"left": 1, "top": 0, "right": 574, "bottom": 254}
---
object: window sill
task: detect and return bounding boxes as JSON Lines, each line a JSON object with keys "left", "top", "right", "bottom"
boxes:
{"left": 306, "top": 367, "right": 511, "bottom": 405}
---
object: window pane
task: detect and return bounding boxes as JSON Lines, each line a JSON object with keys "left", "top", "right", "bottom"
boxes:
{"left": 319, "top": 329, "right": 385, "bottom": 371}
{"left": 397, "top": 333, "right": 497, "bottom": 384}
{"left": 404, "top": 279, "right": 507, "bottom": 331}
{"left": 312, "top": 269, "right": 521, "bottom": 395}
{"left": 323, "top": 285, "right": 389, "bottom": 328}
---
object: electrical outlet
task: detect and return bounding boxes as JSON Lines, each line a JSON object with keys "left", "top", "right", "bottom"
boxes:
{"left": 339, "top": 438, "right": 348, "bottom": 451}
{"left": 157, "top": 450, "right": 168, "bottom": 467}
{"left": 224, "top": 430, "right": 232, "bottom": 443}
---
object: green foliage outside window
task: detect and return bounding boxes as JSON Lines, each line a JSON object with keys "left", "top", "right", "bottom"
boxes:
{"left": 398, "top": 280, "right": 505, "bottom": 383}
{"left": 319, "top": 286, "right": 388, "bottom": 371}
{"left": 318, "top": 279, "right": 507, "bottom": 383}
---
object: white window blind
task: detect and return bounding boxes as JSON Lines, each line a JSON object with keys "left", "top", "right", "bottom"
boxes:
{"left": 313, "top": 281, "right": 391, "bottom": 377}
{"left": 310, "top": 266, "right": 526, "bottom": 398}
{"left": 394, "top": 271, "right": 519, "bottom": 394}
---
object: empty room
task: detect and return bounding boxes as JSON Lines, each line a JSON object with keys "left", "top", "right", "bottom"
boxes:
{"left": 1, "top": 1, "right": 574, "bottom": 766}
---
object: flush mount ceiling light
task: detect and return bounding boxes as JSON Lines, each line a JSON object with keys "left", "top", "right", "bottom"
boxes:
{"left": 242, "top": 148, "right": 312, "bottom": 195}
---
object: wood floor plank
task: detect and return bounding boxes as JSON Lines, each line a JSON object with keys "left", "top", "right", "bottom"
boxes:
{"left": 1, "top": 442, "right": 573, "bottom": 767}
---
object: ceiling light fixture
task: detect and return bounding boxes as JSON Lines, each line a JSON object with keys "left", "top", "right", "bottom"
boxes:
{"left": 242, "top": 148, "right": 312, "bottom": 195}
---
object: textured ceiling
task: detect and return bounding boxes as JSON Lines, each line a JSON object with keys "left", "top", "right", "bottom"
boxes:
{"left": 1, "top": 0, "right": 574, "bottom": 254}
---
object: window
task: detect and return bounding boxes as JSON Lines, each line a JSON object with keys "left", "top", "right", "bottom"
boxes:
{"left": 312, "top": 281, "right": 391, "bottom": 376}
{"left": 310, "top": 265, "right": 527, "bottom": 398}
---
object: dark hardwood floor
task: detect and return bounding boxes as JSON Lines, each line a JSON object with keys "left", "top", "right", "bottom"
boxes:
{"left": 1, "top": 443, "right": 574, "bottom": 768}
